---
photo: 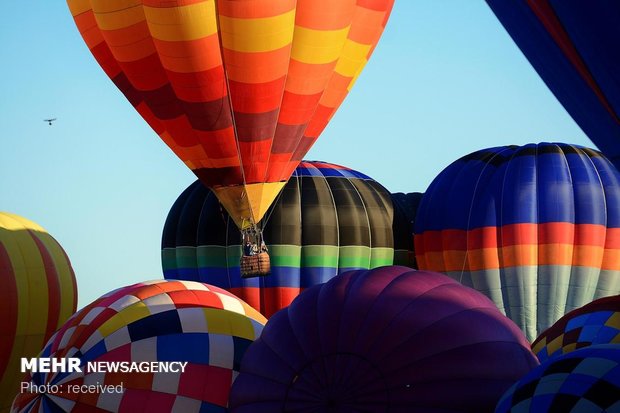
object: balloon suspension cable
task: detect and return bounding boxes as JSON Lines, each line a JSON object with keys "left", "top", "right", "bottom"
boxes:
{"left": 259, "top": 183, "right": 287, "bottom": 229}
{"left": 241, "top": 222, "right": 267, "bottom": 253}
{"left": 259, "top": 166, "right": 300, "bottom": 230}
{"left": 212, "top": 1, "right": 258, "bottom": 226}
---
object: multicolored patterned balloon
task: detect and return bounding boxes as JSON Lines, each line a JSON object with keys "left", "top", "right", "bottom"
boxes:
{"left": 66, "top": 0, "right": 395, "bottom": 228}
{"left": 415, "top": 143, "right": 620, "bottom": 341}
{"left": 11, "top": 280, "right": 266, "bottom": 412}
{"left": 162, "top": 161, "right": 395, "bottom": 317}
{"left": 229, "top": 266, "right": 539, "bottom": 413}
{"left": 495, "top": 345, "right": 620, "bottom": 413}
{"left": 0, "top": 212, "right": 77, "bottom": 412}
{"left": 533, "top": 295, "right": 620, "bottom": 363}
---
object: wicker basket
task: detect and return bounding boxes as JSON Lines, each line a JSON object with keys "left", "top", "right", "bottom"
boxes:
{"left": 240, "top": 252, "right": 271, "bottom": 278}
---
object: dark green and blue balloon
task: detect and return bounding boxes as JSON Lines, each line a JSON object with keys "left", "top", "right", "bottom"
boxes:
{"left": 162, "top": 161, "right": 399, "bottom": 317}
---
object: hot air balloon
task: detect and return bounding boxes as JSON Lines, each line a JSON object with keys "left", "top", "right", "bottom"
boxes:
{"left": 66, "top": 0, "right": 395, "bottom": 245}
{"left": 11, "top": 280, "right": 266, "bottom": 413}
{"left": 0, "top": 212, "right": 77, "bottom": 413}
{"left": 162, "top": 161, "right": 395, "bottom": 317}
{"left": 533, "top": 295, "right": 620, "bottom": 363}
{"left": 486, "top": 1, "right": 620, "bottom": 168}
{"left": 229, "top": 266, "right": 539, "bottom": 413}
{"left": 391, "top": 192, "right": 423, "bottom": 268}
{"left": 415, "top": 143, "right": 620, "bottom": 341}
{"left": 495, "top": 345, "right": 620, "bottom": 413}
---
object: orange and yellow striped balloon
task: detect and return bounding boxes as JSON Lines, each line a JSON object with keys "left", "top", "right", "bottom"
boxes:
{"left": 66, "top": 0, "right": 394, "bottom": 228}
{"left": 0, "top": 213, "right": 77, "bottom": 412}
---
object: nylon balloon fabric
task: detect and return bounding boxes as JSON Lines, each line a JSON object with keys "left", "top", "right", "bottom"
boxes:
{"left": 415, "top": 143, "right": 620, "bottom": 342}
{"left": 495, "top": 345, "right": 620, "bottom": 413}
{"left": 486, "top": 1, "right": 620, "bottom": 169}
{"left": 391, "top": 192, "right": 423, "bottom": 268}
{"left": 229, "top": 266, "right": 539, "bottom": 413}
{"left": 0, "top": 212, "right": 77, "bottom": 413}
{"left": 65, "top": 0, "right": 395, "bottom": 228}
{"left": 11, "top": 280, "right": 266, "bottom": 413}
{"left": 533, "top": 295, "right": 620, "bottom": 363}
{"left": 162, "top": 161, "right": 395, "bottom": 318}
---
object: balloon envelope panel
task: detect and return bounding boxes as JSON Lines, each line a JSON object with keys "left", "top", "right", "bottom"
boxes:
{"left": 486, "top": 0, "right": 620, "bottom": 169}
{"left": 391, "top": 192, "right": 423, "bottom": 268}
{"left": 11, "top": 280, "right": 266, "bottom": 413}
{"left": 415, "top": 143, "right": 620, "bottom": 341}
{"left": 162, "top": 161, "right": 395, "bottom": 317}
{"left": 0, "top": 212, "right": 77, "bottom": 413}
{"left": 533, "top": 295, "right": 620, "bottom": 363}
{"left": 495, "top": 345, "right": 620, "bottom": 413}
{"left": 229, "top": 266, "right": 538, "bottom": 413}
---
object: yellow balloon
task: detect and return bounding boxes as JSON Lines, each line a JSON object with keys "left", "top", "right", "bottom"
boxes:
{"left": 0, "top": 212, "right": 77, "bottom": 412}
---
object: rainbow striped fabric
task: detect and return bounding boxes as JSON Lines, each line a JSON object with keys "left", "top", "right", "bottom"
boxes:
{"left": 66, "top": 0, "right": 395, "bottom": 227}
{"left": 415, "top": 143, "right": 620, "bottom": 341}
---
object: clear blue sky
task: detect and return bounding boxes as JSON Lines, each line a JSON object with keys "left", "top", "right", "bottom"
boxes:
{"left": 1, "top": 1, "right": 592, "bottom": 308}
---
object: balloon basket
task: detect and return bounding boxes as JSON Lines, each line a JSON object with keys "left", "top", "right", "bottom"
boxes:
{"left": 240, "top": 252, "right": 271, "bottom": 278}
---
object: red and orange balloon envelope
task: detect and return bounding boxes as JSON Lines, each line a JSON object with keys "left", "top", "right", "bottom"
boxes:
{"left": 66, "top": 0, "right": 395, "bottom": 228}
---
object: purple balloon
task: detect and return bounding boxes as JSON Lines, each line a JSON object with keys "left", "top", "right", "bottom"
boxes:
{"left": 229, "top": 266, "right": 539, "bottom": 413}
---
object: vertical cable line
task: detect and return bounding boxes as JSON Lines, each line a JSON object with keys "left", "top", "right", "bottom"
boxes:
{"left": 261, "top": 1, "right": 296, "bottom": 185}
{"left": 533, "top": 143, "right": 542, "bottom": 338}
{"left": 213, "top": 0, "right": 255, "bottom": 227}
{"left": 324, "top": 166, "right": 341, "bottom": 273}
{"left": 280, "top": 10, "right": 357, "bottom": 181}
{"left": 585, "top": 147, "right": 612, "bottom": 299}
{"left": 555, "top": 144, "right": 573, "bottom": 332}
{"left": 224, "top": 199, "right": 233, "bottom": 301}
{"left": 462, "top": 147, "right": 511, "bottom": 316}
{"left": 346, "top": 175, "right": 373, "bottom": 269}
{"left": 462, "top": 149, "right": 507, "bottom": 283}
{"left": 498, "top": 146, "right": 519, "bottom": 323}
{"left": 139, "top": 1, "right": 215, "bottom": 172}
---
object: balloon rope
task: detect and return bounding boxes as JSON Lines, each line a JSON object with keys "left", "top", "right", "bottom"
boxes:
{"left": 260, "top": 22, "right": 293, "bottom": 185}
{"left": 224, "top": 206, "right": 233, "bottom": 291}
{"left": 285, "top": 27, "right": 353, "bottom": 175}
{"left": 261, "top": 167, "right": 294, "bottom": 229}
{"left": 213, "top": 0, "right": 256, "bottom": 226}
{"left": 346, "top": 173, "right": 373, "bottom": 268}
{"left": 324, "top": 165, "right": 340, "bottom": 268}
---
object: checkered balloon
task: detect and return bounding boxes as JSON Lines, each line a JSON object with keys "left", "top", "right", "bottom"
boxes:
{"left": 533, "top": 295, "right": 620, "bottom": 363}
{"left": 11, "top": 280, "right": 266, "bottom": 412}
{"left": 496, "top": 345, "right": 620, "bottom": 413}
